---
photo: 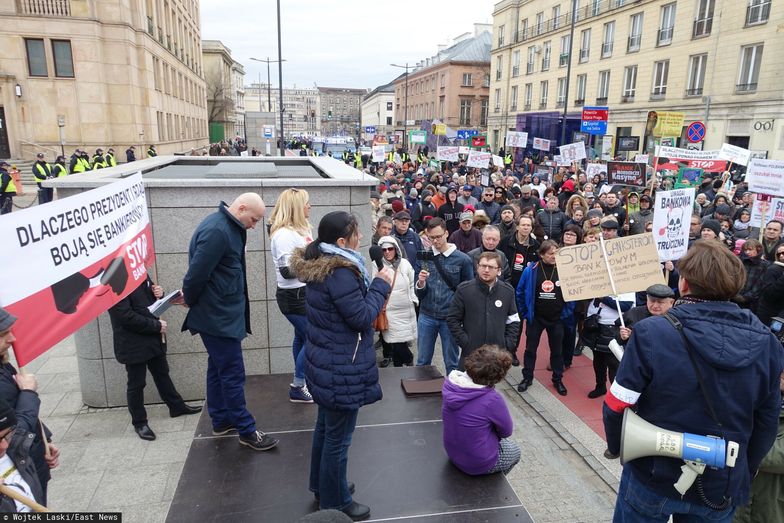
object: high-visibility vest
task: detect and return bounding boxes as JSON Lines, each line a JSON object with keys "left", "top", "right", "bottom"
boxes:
{"left": 92, "top": 155, "right": 107, "bottom": 169}
{"left": 106, "top": 153, "right": 117, "bottom": 167}
{"left": 417, "top": 152, "right": 426, "bottom": 163}
{"left": 147, "top": 147, "right": 157, "bottom": 157}
{"left": 342, "top": 151, "right": 349, "bottom": 161}
{"left": 386, "top": 152, "right": 394, "bottom": 162}
{"left": 354, "top": 153, "right": 362, "bottom": 168}
{"left": 2, "top": 173, "right": 16, "bottom": 194}
{"left": 401, "top": 153, "right": 410, "bottom": 163}
{"left": 504, "top": 154, "right": 513, "bottom": 166}
{"left": 53, "top": 164, "right": 68, "bottom": 178}
{"left": 73, "top": 157, "right": 90, "bottom": 173}
{"left": 33, "top": 162, "right": 52, "bottom": 185}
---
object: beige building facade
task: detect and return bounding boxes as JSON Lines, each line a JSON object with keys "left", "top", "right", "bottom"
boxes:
{"left": 360, "top": 82, "right": 395, "bottom": 140}
{"left": 393, "top": 25, "right": 491, "bottom": 141}
{"left": 0, "top": 0, "right": 208, "bottom": 160}
{"left": 489, "top": 0, "right": 784, "bottom": 159}
{"left": 318, "top": 86, "right": 366, "bottom": 139}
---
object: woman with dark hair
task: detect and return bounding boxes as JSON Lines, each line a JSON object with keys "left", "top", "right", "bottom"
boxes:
{"left": 290, "top": 211, "right": 393, "bottom": 521}
{"left": 442, "top": 345, "right": 520, "bottom": 476}
{"left": 494, "top": 186, "right": 508, "bottom": 205}
{"left": 560, "top": 224, "right": 583, "bottom": 247}
{"left": 737, "top": 239, "right": 769, "bottom": 313}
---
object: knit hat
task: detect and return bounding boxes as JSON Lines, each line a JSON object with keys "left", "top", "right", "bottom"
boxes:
{"left": 587, "top": 208, "right": 603, "bottom": 220}
{"left": 409, "top": 188, "right": 418, "bottom": 198}
{"left": 715, "top": 204, "right": 731, "bottom": 216}
{"left": 500, "top": 204, "right": 515, "bottom": 215}
{"left": 370, "top": 191, "right": 381, "bottom": 200}
{"left": 421, "top": 189, "right": 432, "bottom": 199}
{"left": 391, "top": 200, "right": 406, "bottom": 214}
{"left": 561, "top": 179, "right": 575, "bottom": 192}
{"left": 0, "top": 397, "right": 16, "bottom": 433}
{"left": 0, "top": 307, "right": 16, "bottom": 331}
{"left": 521, "top": 184, "right": 533, "bottom": 193}
{"left": 601, "top": 216, "right": 619, "bottom": 229}
{"left": 439, "top": 186, "right": 448, "bottom": 194}
{"left": 701, "top": 219, "right": 721, "bottom": 237}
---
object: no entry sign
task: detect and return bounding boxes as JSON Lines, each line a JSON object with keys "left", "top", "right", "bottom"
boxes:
{"left": 686, "top": 121, "right": 706, "bottom": 143}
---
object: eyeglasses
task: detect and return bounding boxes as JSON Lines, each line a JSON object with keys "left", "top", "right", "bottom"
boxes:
{"left": 777, "top": 251, "right": 784, "bottom": 257}
{"left": 381, "top": 247, "right": 395, "bottom": 252}
{"left": 427, "top": 232, "right": 447, "bottom": 241}
{"left": 478, "top": 264, "right": 499, "bottom": 271}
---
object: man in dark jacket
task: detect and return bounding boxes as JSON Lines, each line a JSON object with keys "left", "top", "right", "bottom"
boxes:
{"left": 32, "top": 152, "right": 53, "bottom": 204}
{"left": 468, "top": 226, "right": 510, "bottom": 282}
{"left": 181, "top": 193, "right": 278, "bottom": 451}
{"left": 411, "top": 189, "right": 436, "bottom": 233}
{"left": 756, "top": 244, "right": 784, "bottom": 326}
{"left": 761, "top": 220, "right": 784, "bottom": 263}
{"left": 392, "top": 211, "right": 423, "bottom": 274}
{"left": 476, "top": 187, "right": 501, "bottom": 223}
{"left": 602, "top": 192, "right": 627, "bottom": 236}
{"left": 0, "top": 161, "right": 16, "bottom": 215}
{"left": 126, "top": 146, "right": 136, "bottom": 163}
{"left": 628, "top": 195, "right": 654, "bottom": 235}
{"left": 449, "top": 211, "right": 483, "bottom": 253}
{"left": 604, "top": 240, "right": 783, "bottom": 521}
{"left": 515, "top": 184, "right": 542, "bottom": 212}
{"left": 109, "top": 275, "right": 201, "bottom": 441}
{"left": 0, "top": 399, "right": 45, "bottom": 513}
{"left": 536, "top": 196, "right": 567, "bottom": 242}
{"left": 447, "top": 252, "right": 519, "bottom": 369}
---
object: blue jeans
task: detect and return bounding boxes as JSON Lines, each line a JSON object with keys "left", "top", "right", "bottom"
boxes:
{"left": 284, "top": 313, "right": 307, "bottom": 386}
{"left": 309, "top": 406, "right": 359, "bottom": 510}
{"left": 200, "top": 333, "right": 256, "bottom": 437}
{"left": 614, "top": 467, "right": 736, "bottom": 523}
{"left": 416, "top": 313, "right": 459, "bottom": 374}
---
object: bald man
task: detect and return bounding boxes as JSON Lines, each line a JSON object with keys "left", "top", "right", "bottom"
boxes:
{"left": 182, "top": 193, "right": 278, "bottom": 451}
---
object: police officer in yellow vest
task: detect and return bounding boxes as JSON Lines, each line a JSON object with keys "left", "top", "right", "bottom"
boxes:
{"left": 92, "top": 149, "right": 108, "bottom": 170}
{"left": 147, "top": 145, "right": 157, "bottom": 157}
{"left": 354, "top": 149, "right": 363, "bottom": 169}
{"left": 33, "top": 152, "right": 55, "bottom": 204}
{"left": 105, "top": 148, "right": 117, "bottom": 167}
{"left": 53, "top": 155, "right": 68, "bottom": 178}
{"left": 342, "top": 150, "right": 350, "bottom": 164}
{"left": 0, "top": 160, "right": 16, "bottom": 214}
{"left": 386, "top": 150, "right": 395, "bottom": 163}
{"left": 504, "top": 152, "right": 513, "bottom": 170}
{"left": 417, "top": 150, "right": 426, "bottom": 165}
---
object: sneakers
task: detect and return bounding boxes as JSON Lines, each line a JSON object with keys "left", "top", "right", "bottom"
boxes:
{"left": 212, "top": 425, "right": 238, "bottom": 436}
{"left": 239, "top": 430, "right": 279, "bottom": 451}
{"left": 289, "top": 384, "right": 314, "bottom": 404}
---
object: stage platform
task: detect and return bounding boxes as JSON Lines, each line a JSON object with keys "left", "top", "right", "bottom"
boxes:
{"left": 167, "top": 366, "right": 532, "bottom": 522}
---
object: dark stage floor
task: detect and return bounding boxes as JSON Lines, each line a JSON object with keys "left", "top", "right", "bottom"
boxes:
{"left": 167, "top": 366, "right": 531, "bottom": 522}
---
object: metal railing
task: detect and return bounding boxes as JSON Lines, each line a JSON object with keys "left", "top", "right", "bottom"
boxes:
{"left": 18, "top": 0, "right": 70, "bottom": 16}
{"left": 692, "top": 18, "right": 712, "bottom": 38}
{"left": 574, "top": 98, "right": 585, "bottom": 106}
{"left": 595, "top": 96, "right": 608, "bottom": 105}
{"left": 685, "top": 88, "right": 703, "bottom": 96}
{"left": 736, "top": 82, "right": 758, "bottom": 92}
{"left": 556, "top": 100, "right": 565, "bottom": 108}
{"left": 526, "top": 63, "right": 535, "bottom": 74}
{"left": 657, "top": 27, "right": 674, "bottom": 46}
{"left": 627, "top": 35, "right": 641, "bottom": 52}
{"left": 147, "top": 16, "right": 154, "bottom": 34}
{"left": 496, "top": 70, "right": 502, "bottom": 80}
{"left": 512, "top": 66, "right": 519, "bottom": 77}
{"left": 20, "top": 140, "right": 61, "bottom": 158}
{"left": 539, "top": 100, "right": 548, "bottom": 109}
{"left": 541, "top": 58, "right": 550, "bottom": 70}
{"left": 601, "top": 42, "right": 613, "bottom": 57}
{"left": 579, "top": 49, "right": 589, "bottom": 62}
{"left": 559, "top": 54, "right": 569, "bottom": 67}
{"left": 524, "top": 103, "right": 531, "bottom": 111}
{"left": 621, "top": 94, "right": 635, "bottom": 103}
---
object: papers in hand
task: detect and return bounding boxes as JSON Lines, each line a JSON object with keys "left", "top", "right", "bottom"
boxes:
{"left": 148, "top": 289, "right": 183, "bottom": 317}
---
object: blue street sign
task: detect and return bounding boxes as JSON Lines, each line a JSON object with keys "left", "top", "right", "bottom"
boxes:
{"left": 457, "top": 129, "right": 480, "bottom": 139}
{"left": 686, "top": 121, "right": 706, "bottom": 143}
{"left": 365, "top": 126, "right": 376, "bottom": 133}
{"left": 468, "top": 130, "right": 479, "bottom": 136}
{"left": 580, "top": 120, "right": 608, "bottom": 135}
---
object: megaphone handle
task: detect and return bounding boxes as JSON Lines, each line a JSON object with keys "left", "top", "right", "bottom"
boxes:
{"left": 674, "top": 461, "right": 705, "bottom": 497}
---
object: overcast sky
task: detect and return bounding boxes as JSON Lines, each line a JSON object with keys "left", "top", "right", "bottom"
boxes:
{"left": 200, "top": 0, "right": 496, "bottom": 90}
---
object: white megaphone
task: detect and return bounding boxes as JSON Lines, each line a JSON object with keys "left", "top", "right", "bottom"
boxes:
{"left": 621, "top": 409, "right": 739, "bottom": 497}
{"left": 608, "top": 339, "right": 624, "bottom": 361}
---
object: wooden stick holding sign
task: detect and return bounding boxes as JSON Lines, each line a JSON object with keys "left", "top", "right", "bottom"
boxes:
{"left": 598, "top": 234, "right": 626, "bottom": 329}
{"left": 0, "top": 484, "right": 50, "bottom": 512}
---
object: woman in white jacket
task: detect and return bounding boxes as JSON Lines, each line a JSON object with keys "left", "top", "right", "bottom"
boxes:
{"left": 371, "top": 235, "right": 418, "bottom": 366}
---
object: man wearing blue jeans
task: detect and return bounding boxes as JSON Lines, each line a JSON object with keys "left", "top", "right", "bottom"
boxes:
{"left": 182, "top": 193, "right": 278, "bottom": 451}
{"left": 415, "top": 218, "right": 474, "bottom": 374}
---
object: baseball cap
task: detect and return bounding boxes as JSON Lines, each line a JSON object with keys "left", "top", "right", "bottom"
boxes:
{"left": 601, "top": 216, "right": 619, "bottom": 229}
{"left": 460, "top": 211, "right": 474, "bottom": 222}
{"left": 463, "top": 184, "right": 473, "bottom": 191}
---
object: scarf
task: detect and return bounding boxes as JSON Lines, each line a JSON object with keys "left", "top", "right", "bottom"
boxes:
{"left": 674, "top": 295, "right": 726, "bottom": 307}
{"left": 733, "top": 219, "right": 750, "bottom": 232}
{"left": 318, "top": 242, "right": 371, "bottom": 289}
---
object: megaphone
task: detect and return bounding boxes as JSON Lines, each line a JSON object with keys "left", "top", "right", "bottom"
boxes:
{"left": 621, "top": 409, "right": 739, "bottom": 496}
{"left": 608, "top": 339, "right": 624, "bottom": 361}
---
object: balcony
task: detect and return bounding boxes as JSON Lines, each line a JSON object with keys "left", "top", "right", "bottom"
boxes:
{"left": 621, "top": 94, "right": 635, "bottom": 103}
{"left": 650, "top": 89, "right": 667, "bottom": 100}
{"left": 574, "top": 98, "right": 585, "bottom": 106}
{"left": 18, "top": 0, "right": 70, "bottom": 16}
{"left": 657, "top": 27, "right": 673, "bottom": 46}
{"left": 627, "top": 34, "right": 641, "bottom": 52}
{"left": 524, "top": 103, "right": 532, "bottom": 111}
{"left": 541, "top": 59, "right": 550, "bottom": 71}
{"left": 539, "top": 101, "right": 548, "bottom": 109}
{"left": 494, "top": 106, "right": 501, "bottom": 113}
{"left": 685, "top": 88, "right": 703, "bottom": 97}
{"left": 511, "top": 104, "right": 518, "bottom": 112}
{"left": 526, "top": 63, "right": 534, "bottom": 75}
{"left": 512, "top": 65, "right": 520, "bottom": 77}
{"left": 601, "top": 42, "right": 613, "bottom": 58}
{"left": 556, "top": 100, "right": 565, "bottom": 108}
{"left": 579, "top": 49, "right": 589, "bottom": 62}
{"left": 559, "top": 54, "right": 569, "bottom": 67}
{"left": 746, "top": 1, "right": 771, "bottom": 26}
{"left": 692, "top": 17, "right": 712, "bottom": 38}
{"left": 736, "top": 82, "right": 758, "bottom": 93}
{"left": 498, "top": 36, "right": 505, "bottom": 47}
{"left": 595, "top": 97, "right": 608, "bottom": 105}
{"left": 496, "top": 70, "right": 502, "bottom": 80}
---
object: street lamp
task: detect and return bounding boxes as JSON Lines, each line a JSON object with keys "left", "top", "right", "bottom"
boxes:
{"left": 390, "top": 63, "right": 410, "bottom": 151}
{"left": 559, "top": 0, "right": 579, "bottom": 148}
{"left": 249, "top": 57, "right": 286, "bottom": 112}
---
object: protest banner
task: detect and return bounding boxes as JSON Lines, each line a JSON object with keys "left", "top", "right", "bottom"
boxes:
{"left": 750, "top": 196, "right": 784, "bottom": 224}
{"left": 553, "top": 155, "right": 571, "bottom": 166}
{"left": 533, "top": 137, "right": 551, "bottom": 151}
{"left": 655, "top": 146, "right": 719, "bottom": 161}
{"left": 746, "top": 158, "right": 784, "bottom": 198}
{"left": 458, "top": 146, "right": 470, "bottom": 155}
{"left": 652, "top": 188, "right": 694, "bottom": 261}
{"left": 505, "top": 131, "right": 528, "bottom": 148}
{"left": 586, "top": 163, "right": 605, "bottom": 178}
{"left": 555, "top": 233, "right": 665, "bottom": 301}
{"left": 718, "top": 143, "right": 751, "bottom": 167}
{"left": 466, "top": 150, "right": 491, "bottom": 169}
{"left": 675, "top": 167, "right": 703, "bottom": 189}
{"left": 534, "top": 165, "right": 553, "bottom": 181}
{"left": 437, "top": 146, "right": 460, "bottom": 162}
{"left": 371, "top": 145, "right": 386, "bottom": 163}
{"left": 492, "top": 155, "right": 504, "bottom": 168}
{"left": 0, "top": 173, "right": 153, "bottom": 365}
{"left": 652, "top": 112, "right": 685, "bottom": 137}
{"left": 558, "top": 141, "right": 587, "bottom": 162}
{"left": 607, "top": 162, "right": 646, "bottom": 186}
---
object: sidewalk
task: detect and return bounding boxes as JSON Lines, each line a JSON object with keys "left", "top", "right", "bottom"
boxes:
{"left": 23, "top": 333, "right": 619, "bottom": 522}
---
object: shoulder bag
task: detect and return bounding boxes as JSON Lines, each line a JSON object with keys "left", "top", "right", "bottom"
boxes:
{"left": 373, "top": 268, "right": 398, "bottom": 332}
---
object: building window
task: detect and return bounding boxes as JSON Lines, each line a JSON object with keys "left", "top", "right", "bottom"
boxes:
{"left": 556, "top": 77, "right": 566, "bottom": 107}
{"left": 658, "top": 3, "right": 676, "bottom": 46}
{"left": 498, "top": 25, "right": 505, "bottom": 47}
{"left": 387, "top": 101, "right": 393, "bottom": 111}
{"left": 602, "top": 22, "right": 614, "bottom": 58}
{"left": 560, "top": 35, "right": 570, "bottom": 66}
{"left": 575, "top": 74, "right": 586, "bottom": 105}
{"left": 623, "top": 65, "right": 637, "bottom": 101}
{"left": 652, "top": 60, "right": 669, "bottom": 97}
{"left": 579, "top": 29, "right": 591, "bottom": 62}
{"left": 687, "top": 54, "right": 707, "bottom": 96}
{"left": 597, "top": 70, "right": 610, "bottom": 102}
{"left": 153, "top": 57, "right": 161, "bottom": 90}
{"left": 519, "top": 19, "right": 528, "bottom": 42}
{"left": 737, "top": 44, "right": 763, "bottom": 92}
{"left": 527, "top": 46, "right": 536, "bottom": 74}
{"left": 480, "top": 99, "right": 488, "bottom": 125}
{"left": 511, "top": 85, "right": 518, "bottom": 111}
{"left": 512, "top": 50, "right": 520, "bottom": 77}
{"left": 524, "top": 83, "right": 532, "bottom": 110}
{"left": 461, "top": 99, "right": 472, "bottom": 124}
{"left": 628, "top": 13, "right": 643, "bottom": 52}
{"left": 746, "top": 0, "right": 771, "bottom": 26}
{"left": 463, "top": 73, "right": 473, "bottom": 86}
{"left": 440, "top": 73, "right": 445, "bottom": 87}
{"left": 552, "top": 5, "right": 561, "bottom": 30}
{"left": 386, "top": 116, "right": 392, "bottom": 125}
{"left": 25, "top": 38, "right": 47, "bottom": 77}
{"left": 539, "top": 80, "right": 548, "bottom": 108}
{"left": 535, "top": 12, "right": 544, "bottom": 35}
{"left": 496, "top": 55, "right": 503, "bottom": 80}
{"left": 51, "top": 40, "right": 74, "bottom": 77}
{"left": 483, "top": 73, "right": 490, "bottom": 87}
{"left": 494, "top": 89, "right": 501, "bottom": 111}
{"left": 693, "top": 0, "right": 714, "bottom": 38}
{"left": 590, "top": 0, "right": 602, "bottom": 16}
{"left": 541, "top": 41, "right": 551, "bottom": 71}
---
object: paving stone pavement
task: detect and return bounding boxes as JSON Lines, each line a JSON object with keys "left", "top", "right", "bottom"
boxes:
{"left": 19, "top": 335, "right": 619, "bottom": 521}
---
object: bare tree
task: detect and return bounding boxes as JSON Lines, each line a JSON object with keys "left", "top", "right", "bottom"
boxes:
{"left": 206, "top": 71, "right": 234, "bottom": 125}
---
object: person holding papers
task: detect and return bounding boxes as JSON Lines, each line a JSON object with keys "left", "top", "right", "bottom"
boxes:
{"left": 108, "top": 275, "right": 201, "bottom": 441}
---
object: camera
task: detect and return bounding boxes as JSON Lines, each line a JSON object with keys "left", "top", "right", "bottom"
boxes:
{"left": 416, "top": 250, "right": 435, "bottom": 262}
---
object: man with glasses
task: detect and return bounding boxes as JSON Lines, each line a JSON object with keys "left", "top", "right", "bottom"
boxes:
{"left": 0, "top": 397, "right": 44, "bottom": 512}
{"left": 447, "top": 252, "right": 519, "bottom": 370}
{"left": 477, "top": 187, "right": 501, "bottom": 223}
{"left": 415, "top": 218, "right": 475, "bottom": 374}
{"left": 761, "top": 220, "right": 784, "bottom": 262}
{"left": 757, "top": 245, "right": 784, "bottom": 326}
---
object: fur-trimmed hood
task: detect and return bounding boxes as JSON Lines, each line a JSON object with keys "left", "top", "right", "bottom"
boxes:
{"left": 289, "top": 247, "right": 359, "bottom": 283}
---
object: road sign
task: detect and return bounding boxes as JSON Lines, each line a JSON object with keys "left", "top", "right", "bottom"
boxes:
{"left": 457, "top": 130, "right": 468, "bottom": 139}
{"left": 263, "top": 126, "right": 274, "bottom": 138}
{"left": 365, "top": 126, "right": 376, "bottom": 134}
{"left": 686, "top": 121, "right": 706, "bottom": 143}
{"left": 581, "top": 106, "right": 609, "bottom": 135}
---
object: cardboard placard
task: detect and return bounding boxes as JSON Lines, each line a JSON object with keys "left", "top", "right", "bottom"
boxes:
{"left": 718, "top": 143, "right": 751, "bottom": 167}
{"left": 466, "top": 150, "right": 491, "bottom": 169}
{"left": 506, "top": 131, "right": 528, "bottom": 148}
{"left": 533, "top": 137, "right": 551, "bottom": 151}
{"left": 586, "top": 163, "right": 605, "bottom": 178}
{"left": 675, "top": 167, "right": 703, "bottom": 189}
{"left": 558, "top": 141, "right": 587, "bottom": 162}
{"left": 436, "top": 146, "right": 460, "bottom": 162}
{"left": 371, "top": 145, "right": 386, "bottom": 163}
{"left": 652, "top": 189, "right": 694, "bottom": 261}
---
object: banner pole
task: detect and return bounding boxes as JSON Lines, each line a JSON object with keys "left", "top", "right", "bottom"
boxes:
{"left": 14, "top": 360, "right": 52, "bottom": 459}
{"left": 598, "top": 234, "right": 626, "bottom": 329}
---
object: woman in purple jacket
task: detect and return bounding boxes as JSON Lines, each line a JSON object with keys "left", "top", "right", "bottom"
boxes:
{"left": 442, "top": 345, "right": 520, "bottom": 475}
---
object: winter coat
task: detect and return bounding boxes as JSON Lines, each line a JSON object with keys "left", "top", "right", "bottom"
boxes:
{"left": 603, "top": 301, "right": 783, "bottom": 508}
{"left": 757, "top": 262, "right": 784, "bottom": 326}
{"left": 437, "top": 201, "right": 465, "bottom": 235}
{"left": 442, "top": 370, "right": 514, "bottom": 475}
{"left": 515, "top": 262, "right": 576, "bottom": 326}
{"left": 733, "top": 407, "right": 784, "bottom": 523}
{"left": 449, "top": 228, "right": 482, "bottom": 254}
{"left": 0, "top": 428, "right": 44, "bottom": 512}
{"left": 181, "top": 203, "right": 251, "bottom": 340}
{"left": 603, "top": 203, "right": 627, "bottom": 234}
{"left": 628, "top": 208, "right": 653, "bottom": 235}
{"left": 468, "top": 247, "right": 510, "bottom": 283}
{"left": 476, "top": 201, "right": 501, "bottom": 223}
{"left": 536, "top": 208, "right": 567, "bottom": 242}
{"left": 108, "top": 277, "right": 165, "bottom": 365}
{"left": 290, "top": 248, "right": 390, "bottom": 411}
{"left": 371, "top": 237, "right": 418, "bottom": 344}
{"left": 415, "top": 245, "right": 474, "bottom": 320}
{"left": 500, "top": 234, "right": 540, "bottom": 290}
{"left": 411, "top": 200, "right": 437, "bottom": 232}
{"left": 739, "top": 255, "right": 769, "bottom": 313}
{"left": 393, "top": 226, "right": 423, "bottom": 274}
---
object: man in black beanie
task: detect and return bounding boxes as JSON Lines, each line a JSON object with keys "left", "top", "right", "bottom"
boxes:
{"left": 0, "top": 396, "right": 45, "bottom": 512}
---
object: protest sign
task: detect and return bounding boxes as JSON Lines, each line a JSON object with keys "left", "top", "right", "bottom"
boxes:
{"left": 534, "top": 165, "right": 553, "bottom": 181}
{"left": 747, "top": 158, "right": 784, "bottom": 198}
{"left": 437, "top": 146, "right": 460, "bottom": 162}
{"left": 371, "top": 145, "right": 386, "bottom": 163}
{"left": 433, "top": 124, "right": 447, "bottom": 135}
{"left": 655, "top": 146, "right": 719, "bottom": 161}
{"left": 653, "top": 188, "right": 694, "bottom": 261}
{"left": 492, "top": 155, "right": 504, "bottom": 168}
{"left": 553, "top": 155, "right": 571, "bottom": 166}
{"left": 0, "top": 173, "right": 153, "bottom": 365}
{"left": 372, "top": 134, "right": 389, "bottom": 145}
{"left": 751, "top": 196, "right": 784, "bottom": 224}
{"left": 559, "top": 141, "right": 587, "bottom": 162}
{"left": 635, "top": 154, "right": 649, "bottom": 164}
{"left": 409, "top": 130, "right": 427, "bottom": 144}
{"left": 586, "top": 163, "right": 605, "bottom": 178}
{"left": 652, "top": 112, "right": 685, "bottom": 137}
{"left": 675, "top": 167, "right": 703, "bottom": 189}
{"left": 458, "top": 146, "right": 470, "bottom": 155}
{"left": 555, "top": 233, "right": 665, "bottom": 301}
{"left": 718, "top": 143, "right": 751, "bottom": 167}
{"left": 607, "top": 162, "right": 646, "bottom": 186}
{"left": 505, "top": 131, "right": 528, "bottom": 148}
{"left": 466, "top": 150, "right": 491, "bottom": 169}
{"left": 533, "top": 137, "right": 551, "bottom": 151}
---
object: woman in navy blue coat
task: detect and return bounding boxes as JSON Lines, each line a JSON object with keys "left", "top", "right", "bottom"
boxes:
{"left": 290, "top": 211, "right": 392, "bottom": 521}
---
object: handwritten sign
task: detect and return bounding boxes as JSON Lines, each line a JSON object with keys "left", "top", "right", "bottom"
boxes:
{"left": 586, "top": 163, "right": 605, "bottom": 178}
{"left": 751, "top": 195, "right": 784, "bottom": 224}
{"left": 635, "top": 154, "right": 649, "bottom": 164}
{"left": 466, "top": 150, "right": 491, "bottom": 169}
{"left": 653, "top": 189, "right": 694, "bottom": 261}
{"left": 492, "top": 155, "right": 504, "bottom": 168}
{"left": 371, "top": 145, "right": 386, "bottom": 163}
{"left": 747, "top": 158, "right": 784, "bottom": 197}
{"left": 533, "top": 137, "right": 551, "bottom": 151}
{"left": 718, "top": 143, "right": 751, "bottom": 166}
{"left": 437, "top": 146, "right": 459, "bottom": 162}
{"left": 555, "top": 234, "right": 665, "bottom": 301}
{"left": 506, "top": 131, "right": 528, "bottom": 148}
{"left": 655, "top": 146, "right": 719, "bottom": 161}
{"left": 559, "top": 141, "right": 587, "bottom": 162}
{"left": 458, "top": 146, "right": 470, "bottom": 155}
